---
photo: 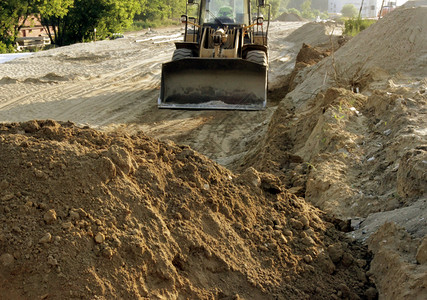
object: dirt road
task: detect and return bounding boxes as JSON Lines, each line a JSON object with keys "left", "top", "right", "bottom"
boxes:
{"left": 0, "top": 22, "right": 306, "bottom": 167}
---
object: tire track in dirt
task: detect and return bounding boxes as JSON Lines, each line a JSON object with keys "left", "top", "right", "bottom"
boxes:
{"left": 0, "top": 24, "right": 305, "bottom": 167}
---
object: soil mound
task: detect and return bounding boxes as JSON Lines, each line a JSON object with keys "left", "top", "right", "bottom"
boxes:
{"left": 247, "top": 5, "right": 427, "bottom": 299}
{"left": 284, "top": 22, "right": 342, "bottom": 49}
{"left": 288, "top": 6, "right": 427, "bottom": 109}
{"left": 333, "top": 6, "right": 427, "bottom": 78}
{"left": 0, "top": 120, "right": 375, "bottom": 299}
{"left": 295, "top": 43, "right": 330, "bottom": 66}
{"left": 276, "top": 12, "right": 306, "bottom": 22}
{"left": 368, "top": 223, "right": 427, "bottom": 299}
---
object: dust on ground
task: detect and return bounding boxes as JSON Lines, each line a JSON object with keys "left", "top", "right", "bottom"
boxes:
{"left": 0, "top": 3, "right": 427, "bottom": 299}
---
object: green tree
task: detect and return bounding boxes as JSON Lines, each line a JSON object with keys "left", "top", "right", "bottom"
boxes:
{"left": 288, "top": 8, "right": 301, "bottom": 16}
{"left": 39, "top": 0, "right": 145, "bottom": 46}
{"left": 250, "top": 0, "right": 280, "bottom": 19}
{"left": 279, "top": 0, "right": 291, "bottom": 11}
{"left": 270, "top": 0, "right": 280, "bottom": 18}
{"left": 341, "top": 4, "right": 357, "bottom": 18}
{"left": 0, "top": 0, "right": 38, "bottom": 50}
{"left": 37, "top": 0, "right": 73, "bottom": 44}
{"left": 301, "top": 0, "right": 315, "bottom": 19}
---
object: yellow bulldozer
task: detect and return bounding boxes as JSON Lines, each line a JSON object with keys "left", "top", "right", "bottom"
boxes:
{"left": 158, "top": 0, "right": 270, "bottom": 110}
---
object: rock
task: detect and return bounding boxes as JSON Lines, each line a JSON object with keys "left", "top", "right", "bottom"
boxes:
{"left": 341, "top": 252, "right": 354, "bottom": 267}
{"left": 47, "top": 255, "right": 58, "bottom": 266}
{"left": 2, "top": 194, "right": 14, "bottom": 201}
{"left": 303, "top": 254, "right": 313, "bottom": 263}
{"left": 299, "top": 215, "right": 310, "bottom": 228}
{"left": 365, "top": 287, "right": 378, "bottom": 300}
{"left": 327, "top": 243, "right": 344, "bottom": 263}
{"left": 338, "top": 283, "right": 350, "bottom": 298}
{"left": 274, "top": 224, "right": 284, "bottom": 231}
{"left": 95, "top": 157, "right": 117, "bottom": 183}
{"left": 0, "top": 253, "right": 14, "bottom": 266}
{"left": 318, "top": 252, "right": 336, "bottom": 274}
{"left": 69, "top": 210, "right": 80, "bottom": 220}
{"left": 102, "top": 247, "right": 113, "bottom": 258}
{"left": 95, "top": 232, "right": 105, "bottom": 244}
{"left": 279, "top": 235, "right": 288, "bottom": 244}
{"left": 34, "top": 168, "right": 48, "bottom": 180}
{"left": 283, "top": 230, "right": 293, "bottom": 237}
{"left": 302, "top": 236, "right": 315, "bottom": 246}
{"left": 39, "top": 233, "right": 52, "bottom": 244}
{"left": 0, "top": 179, "right": 8, "bottom": 189}
{"left": 62, "top": 222, "right": 73, "bottom": 230}
{"left": 356, "top": 269, "right": 367, "bottom": 283}
{"left": 76, "top": 208, "right": 88, "bottom": 218}
{"left": 259, "top": 172, "right": 282, "bottom": 194}
{"left": 290, "top": 218, "right": 304, "bottom": 230}
{"left": 415, "top": 236, "right": 427, "bottom": 264}
{"left": 238, "top": 167, "right": 261, "bottom": 188}
{"left": 22, "top": 120, "right": 41, "bottom": 133}
{"left": 356, "top": 259, "right": 367, "bottom": 268}
{"left": 44, "top": 209, "right": 57, "bottom": 224}
{"left": 106, "top": 145, "right": 137, "bottom": 175}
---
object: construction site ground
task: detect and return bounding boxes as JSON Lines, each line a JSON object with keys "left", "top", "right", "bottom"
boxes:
{"left": 0, "top": 4, "right": 426, "bottom": 299}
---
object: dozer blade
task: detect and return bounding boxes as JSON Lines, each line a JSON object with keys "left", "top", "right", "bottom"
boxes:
{"left": 158, "top": 58, "right": 267, "bottom": 110}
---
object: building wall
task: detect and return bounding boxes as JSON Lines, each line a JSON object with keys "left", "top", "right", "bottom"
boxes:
{"left": 328, "top": 0, "right": 397, "bottom": 18}
{"left": 18, "top": 15, "right": 54, "bottom": 38}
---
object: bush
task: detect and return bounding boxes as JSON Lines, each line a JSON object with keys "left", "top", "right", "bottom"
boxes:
{"left": 287, "top": 8, "right": 301, "bottom": 16}
{"left": 344, "top": 18, "right": 376, "bottom": 36}
{"left": 341, "top": 4, "right": 358, "bottom": 18}
{"left": 127, "top": 19, "right": 180, "bottom": 32}
{"left": 0, "top": 41, "right": 15, "bottom": 54}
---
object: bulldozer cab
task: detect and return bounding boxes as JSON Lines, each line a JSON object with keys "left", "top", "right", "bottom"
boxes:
{"left": 202, "top": 0, "right": 249, "bottom": 25}
{"left": 158, "top": 0, "right": 271, "bottom": 110}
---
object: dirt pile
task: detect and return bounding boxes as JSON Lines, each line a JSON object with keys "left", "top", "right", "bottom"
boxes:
{"left": 368, "top": 223, "right": 427, "bottom": 299}
{"left": 284, "top": 22, "right": 343, "bottom": 50}
{"left": 268, "top": 21, "right": 344, "bottom": 92}
{"left": 254, "top": 85, "right": 426, "bottom": 217}
{"left": 275, "top": 13, "right": 306, "bottom": 22}
{"left": 0, "top": 121, "right": 376, "bottom": 299}
{"left": 287, "top": 6, "right": 427, "bottom": 109}
{"left": 286, "top": 43, "right": 335, "bottom": 92}
{"left": 246, "top": 6, "right": 427, "bottom": 299}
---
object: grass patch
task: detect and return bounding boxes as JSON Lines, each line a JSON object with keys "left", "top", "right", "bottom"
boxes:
{"left": 344, "top": 18, "right": 376, "bottom": 36}
{"left": 127, "top": 19, "right": 180, "bottom": 32}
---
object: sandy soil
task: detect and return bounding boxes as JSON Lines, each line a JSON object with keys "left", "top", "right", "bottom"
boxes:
{"left": 0, "top": 22, "right": 308, "bottom": 168}
{"left": 0, "top": 3, "right": 426, "bottom": 298}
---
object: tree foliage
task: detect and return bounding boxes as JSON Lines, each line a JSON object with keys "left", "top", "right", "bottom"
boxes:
{"left": 341, "top": 4, "right": 358, "bottom": 18}
{"left": 1, "top": 0, "right": 285, "bottom": 50}
{"left": 0, "top": 0, "right": 37, "bottom": 48}
{"left": 0, "top": 0, "right": 145, "bottom": 49}
{"left": 301, "top": 0, "right": 314, "bottom": 19}
{"left": 40, "top": 0, "right": 145, "bottom": 46}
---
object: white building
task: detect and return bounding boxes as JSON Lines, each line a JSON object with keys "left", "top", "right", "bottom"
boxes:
{"left": 328, "top": 0, "right": 407, "bottom": 18}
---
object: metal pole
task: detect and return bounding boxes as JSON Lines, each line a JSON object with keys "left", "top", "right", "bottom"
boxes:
{"left": 358, "top": 0, "right": 365, "bottom": 19}
{"left": 379, "top": 0, "right": 386, "bottom": 18}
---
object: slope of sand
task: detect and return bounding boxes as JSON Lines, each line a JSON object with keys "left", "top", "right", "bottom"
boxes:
{"left": 247, "top": 5, "right": 427, "bottom": 299}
